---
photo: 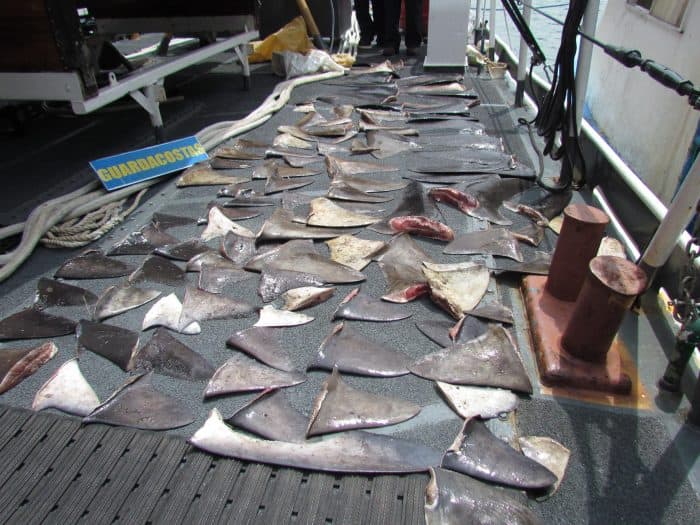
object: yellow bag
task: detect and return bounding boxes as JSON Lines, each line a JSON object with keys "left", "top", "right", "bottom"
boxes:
{"left": 249, "top": 16, "right": 313, "bottom": 64}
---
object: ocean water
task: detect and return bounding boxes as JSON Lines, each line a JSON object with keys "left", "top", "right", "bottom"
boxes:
{"left": 472, "top": 0, "right": 609, "bottom": 74}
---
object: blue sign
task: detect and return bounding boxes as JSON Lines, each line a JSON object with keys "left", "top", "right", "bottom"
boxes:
{"left": 89, "top": 135, "right": 208, "bottom": 191}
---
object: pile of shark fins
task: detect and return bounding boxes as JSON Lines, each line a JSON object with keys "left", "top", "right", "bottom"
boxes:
{"left": 0, "top": 66, "right": 586, "bottom": 522}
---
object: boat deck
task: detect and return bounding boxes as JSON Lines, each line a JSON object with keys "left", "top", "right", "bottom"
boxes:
{"left": 0, "top": 42, "right": 698, "bottom": 524}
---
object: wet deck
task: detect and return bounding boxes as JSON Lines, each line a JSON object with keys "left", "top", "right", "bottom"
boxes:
{"left": 0, "top": 42, "right": 698, "bottom": 524}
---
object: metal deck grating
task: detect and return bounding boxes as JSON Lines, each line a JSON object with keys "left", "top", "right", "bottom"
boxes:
{"left": 0, "top": 406, "right": 428, "bottom": 524}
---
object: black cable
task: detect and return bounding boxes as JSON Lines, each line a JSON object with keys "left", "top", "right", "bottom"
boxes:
{"left": 501, "top": 0, "right": 546, "bottom": 65}
{"left": 531, "top": 0, "right": 588, "bottom": 189}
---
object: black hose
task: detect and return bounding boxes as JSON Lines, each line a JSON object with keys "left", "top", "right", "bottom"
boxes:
{"left": 531, "top": 0, "right": 588, "bottom": 189}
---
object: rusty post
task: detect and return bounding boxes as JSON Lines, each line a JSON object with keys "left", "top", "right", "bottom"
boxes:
{"left": 562, "top": 256, "right": 647, "bottom": 362}
{"left": 545, "top": 204, "right": 609, "bottom": 301}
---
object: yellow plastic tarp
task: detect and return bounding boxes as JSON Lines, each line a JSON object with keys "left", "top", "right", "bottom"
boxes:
{"left": 249, "top": 16, "right": 313, "bottom": 64}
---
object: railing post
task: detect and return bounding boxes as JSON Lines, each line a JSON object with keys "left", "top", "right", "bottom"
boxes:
{"left": 574, "top": 0, "right": 600, "bottom": 130}
{"left": 514, "top": 2, "right": 531, "bottom": 107}
{"left": 488, "top": 0, "right": 497, "bottom": 60}
{"left": 474, "top": 0, "right": 482, "bottom": 45}
{"left": 640, "top": 155, "right": 700, "bottom": 282}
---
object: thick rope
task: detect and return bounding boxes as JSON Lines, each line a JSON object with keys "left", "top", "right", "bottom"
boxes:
{"left": 40, "top": 189, "right": 147, "bottom": 248}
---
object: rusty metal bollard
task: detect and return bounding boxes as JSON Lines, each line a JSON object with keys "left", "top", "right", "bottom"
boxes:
{"left": 562, "top": 255, "right": 648, "bottom": 362}
{"left": 546, "top": 204, "right": 609, "bottom": 301}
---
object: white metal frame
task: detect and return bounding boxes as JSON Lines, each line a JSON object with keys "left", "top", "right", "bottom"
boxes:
{"left": 0, "top": 30, "right": 258, "bottom": 130}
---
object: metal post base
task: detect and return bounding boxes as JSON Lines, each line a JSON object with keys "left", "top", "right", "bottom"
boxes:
{"left": 523, "top": 275, "right": 635, "bottom": 395}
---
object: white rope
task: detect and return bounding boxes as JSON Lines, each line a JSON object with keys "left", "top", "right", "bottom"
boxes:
{"left": 40, "top": 189, "right": 148, "bottom": 248}
{"left": 0, "top": 69, "right": 346, "bottom": 282}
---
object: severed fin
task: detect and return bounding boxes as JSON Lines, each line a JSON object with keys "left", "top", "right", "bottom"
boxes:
{"left": 317, "top": 141, "right": 349, "bottom": 156}
{"left": 201, "top": 207, "right": 254, "bottom": 242}
{"left": 245, "top": 239, "right": 315, "bottom": 272}
{"left": 84, "top": 372, "right": 194, "bottom": 430}
{"left": 282, "top": 286, "right": 335, "bottom": 311}
{"left": 142, "top": 294, "right": 201, "bottom": 334}
{"left": 209, "top": 158, "right": 254, "bottom": 169}
{"left": 227, "top": 389, "right": 308, "bottom": 442}
{"left": 466, "top": 302, "right": 514, "bottom": 324}
{"left": 130, "top": 329, "right": 215, "bottom": 381}
{"left": 370, "top": 181, "right": 444, "bottom": 235}
{"left": 154, "top": 239, "right": 210, "bottom": 261}
{"left": 199, "top": 265, "right": 254, "bottom": 294}
{"left": 367, "top": 131, "right": 421, "bottom": 159}
{"left": 226, "top": 326, "right": 297, "bottom": 372}
{"left": 221, "top": 231, "right": 257, "bottom": 267}
{"left": 444, "top": 228, "right": 524, "bottom": 261}
{"left": 518, "top": 436, "right": 571, "bottom": 498}
{"left": 325, "top": 235, "right": 385, "bottom": 271}
{"left": 350, "top": 137, "right": 378, "bottom": 154}
{"left": 303, "top": 118, "right": 353, "bottom": 137}
{"left": 33, "top": 358, "right": 99, "bottom": 416}
{"left": 35, "top": 278, "right": 97, "bottom": 308}
{"left": 253, "top": 160, "right": 319, "bottom": 179}
{"left": 505, "top": 186, "right": 572, "bottom": 222}
{"left": 78, "top": 319, "right": 139, "bottom": 371}
{"left": 280, "top": 153, "right": 323, "bottom": 168}
{"left": 202, "top": 203, "right": 260, "bottom": 222}
{"left": 327, "top": 181, "right": 395, "bottom": 203}
{"left": 176, "top": 164, "right": 248, "bottom": 187}
{"left": 0, "top": 308, "right": 75, "bottom": 341}
{"left": 306, "top": 368, "right": 419, "bottom": 436}
{"left": 257, "top": 246, "right": 365, "bottom": 285}
{"left": 0, "top": 341, "right": 57, "bottom": 394}
{"left": 415, "top": 317, "right": 489, "bottom": 349}
{"left": 255, "top": 305, "right": 313, "bottom": 327}
{"left": 425, "top": 467, "right": 542, "bottom": 525}
{"left": 512, "top": 222, "right": 545, "bottom": 247}
{"left": 264, "top": 168, "right": 315, "bottom": 195}
{"left": 437, "top": 382, "right": 518, "bottom": 420}
{"left": 259, "top": 268, "right": 324, "bottom": 303}
{"left": 331, "top": 172, "right": 408, "bottom": 193}
{"left": 487, "top": 251, "right": 551, "bottom": 275}
{"left": 191, "top": 408, "right": 441, "bottom": 474}
{"left": 94, "top": 285, "right": 160, "bottom": 321}
{"left": 467, "top": 178, "right": 524, "bottom": 225}
{"left": 179, "top": 286, "right": 256, "bottom": 327}
{"left": 151, "top": 212, "right": 196, "bottom": 230}
{"left": 422, "top": 261, "right": 490, "bottom": 319}
{"left": 325, "top": 154, "right": 400, "bottom": 177}
{"left": 442, "top": 419, "right": 557, "bottom": 490}
{"left": 333, "top": 288, "right": 411, "bottom": 322}
{"left": 258, "top": 209, "right": 357, "bottom": 241}
{"left": 204, "top": 354, "right": 306, "bottom": 397}
{"left": 410, "top": 325, "right": 532, "bottom": 393}
{"left": 129, "top": 255, "right": 187, "bottom": 286}
{"left": 274, "top": 132, "right": 313, "bottom": 149}
{"left": 374, "top": 233, "right": 432, "bottom": 303}
{"left": 389, "top": 216, "right": 454, "bottom": 241}
{"left": 312, "top": 322, "right": 410, "bottom": 376}
{"left": 598, "top": 236, "right": 627, "bottom": 258}
{"left": 214, "top": 139, "right": 268, "bottom": 160}
{"left": 307, "top": 197, "right": 378, "bottom": 227}
{"left": 186, "top": 251, "right": 236, "bottom": 272}
{"left": 220, "top": 188, "right": 281, "bottom": 207}
{"left": 107, "top": 224, "right": 179, "bottom": 255}
{"left": 55, "top": 249, "right": 135, "bottom": 279}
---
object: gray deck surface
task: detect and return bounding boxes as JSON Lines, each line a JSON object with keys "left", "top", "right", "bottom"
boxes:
{"left": 0, "top": 40, "right": 698, "bottom": 524}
